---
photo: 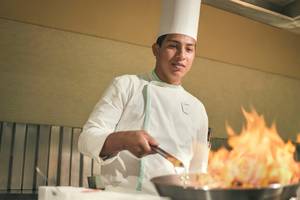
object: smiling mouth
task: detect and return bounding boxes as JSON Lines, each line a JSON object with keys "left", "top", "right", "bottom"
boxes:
{"left": 172, "top": 63, "right": 185, "bottom": 69}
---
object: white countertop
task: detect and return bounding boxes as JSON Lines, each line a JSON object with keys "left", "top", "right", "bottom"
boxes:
{"left": 39, "top": 186, "right": 169, "bottom": 200}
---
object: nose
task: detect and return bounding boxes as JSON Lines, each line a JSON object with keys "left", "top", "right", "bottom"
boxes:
{"left": 176, "top": 47, "right": 186, "bottom": 60}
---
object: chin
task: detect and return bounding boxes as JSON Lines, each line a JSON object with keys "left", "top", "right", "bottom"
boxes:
{"left": 171, "top": 71, "right": 184, "bottom": 78}
{"left": 167, "top": 76, "right": 182, "bottom": 84}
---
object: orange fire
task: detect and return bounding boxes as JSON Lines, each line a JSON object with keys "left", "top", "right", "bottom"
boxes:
{"left": 208, "top": 109, "right": 300, "bottom": 188}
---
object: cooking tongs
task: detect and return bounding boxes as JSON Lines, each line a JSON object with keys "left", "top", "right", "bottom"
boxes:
{"left": 151, "top": 145, "right": 184, "bottom": 167}
{"left": 151, "top": 128, "right": 211, "bottom": 168}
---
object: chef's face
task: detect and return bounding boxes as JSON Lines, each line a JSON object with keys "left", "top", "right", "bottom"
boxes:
{"left": 152, "top": 34, "right": 196, "bottom": 85}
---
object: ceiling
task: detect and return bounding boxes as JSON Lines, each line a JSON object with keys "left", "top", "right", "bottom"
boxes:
{"left": 202, "top": 0, "right": 300, "bottom": 35}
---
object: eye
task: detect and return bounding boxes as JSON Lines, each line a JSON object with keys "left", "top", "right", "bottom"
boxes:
{"left": 168, "top": 44, "right": 177, "bottom": 48}
{"left": 186, "top": 47, "right": 194, "bottom": 53}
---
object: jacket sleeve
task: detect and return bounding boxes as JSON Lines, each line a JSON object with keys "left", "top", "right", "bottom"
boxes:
{"left": 189, "top": 102, "right": 209, "bottom": 173}
{"left": 78, "top": 77, "right": 128, "bottom": 165}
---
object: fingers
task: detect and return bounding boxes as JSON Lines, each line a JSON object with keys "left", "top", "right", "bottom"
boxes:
{"left": 133, "top": 146, "right": 145, "bottom": 158}
{"left": 143, "top": 132, "right": 159, "bottom": 147}
{"left": 133, "top": 133, "right": 152, "bottom": 157}
{"left": 142, "top": 133, "right": 159, "bottom": 155}
{"left": 123, "top": 130, "right": 159, "bottom": 158}
{"left": 140, "top": 131, "right": 160, "bottom": 155}
{"left": 100, "top": 130, "right": 159, "bottom": 159}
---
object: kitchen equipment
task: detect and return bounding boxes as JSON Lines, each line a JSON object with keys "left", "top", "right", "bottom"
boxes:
{"left": 151, "top": 145, "right": 184, "bottom": 167}
{"left": 151, "top": 173, "right": 300, "bottom": 200}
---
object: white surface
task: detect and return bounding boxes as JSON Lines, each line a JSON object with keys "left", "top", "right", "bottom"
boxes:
{"left": 38, "top": 186, "right": 169, "bottom": 200}
{"left": 158, "top": 0, "right": 201, "bottom": 40}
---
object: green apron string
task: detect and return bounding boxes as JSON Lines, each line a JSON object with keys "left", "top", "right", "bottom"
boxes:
{"left": 136, "top": 83, "right": 151, "bottom": 191}
{"left": 136, "top": 70, "right": 171, "bottom": 191}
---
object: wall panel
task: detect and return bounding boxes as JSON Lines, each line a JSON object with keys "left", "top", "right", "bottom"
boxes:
{"left": 0, "top": 18, "right": 299, "bottom": 141}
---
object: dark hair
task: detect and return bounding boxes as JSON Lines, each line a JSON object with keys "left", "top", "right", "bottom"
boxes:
{"left": 156, "top": 34, "right": 168, "bottom": 47}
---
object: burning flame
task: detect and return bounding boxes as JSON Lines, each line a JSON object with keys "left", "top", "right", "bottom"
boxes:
{"left": 207, "top": 108, "right": 300, "bottom": 188}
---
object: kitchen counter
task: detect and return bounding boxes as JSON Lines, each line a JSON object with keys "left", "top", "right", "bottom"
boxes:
{"left": 38, "top": 186, "right": 169, "bottom": 200}
{"left": 0, "top": 190, "right": 37, "bottom": 200}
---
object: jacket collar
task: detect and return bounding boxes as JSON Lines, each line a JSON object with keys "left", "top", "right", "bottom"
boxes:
{"left": 149, "top": 70, "right": 182, "bottom": 89}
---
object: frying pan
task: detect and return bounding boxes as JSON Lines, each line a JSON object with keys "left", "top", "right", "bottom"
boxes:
{"left": 151, "top": 174, "right": 299, "bottom": 200}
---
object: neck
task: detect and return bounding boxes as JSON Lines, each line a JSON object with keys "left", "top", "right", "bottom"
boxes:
{"left": 154, "top": 68, "right": 181, "bottom": 85}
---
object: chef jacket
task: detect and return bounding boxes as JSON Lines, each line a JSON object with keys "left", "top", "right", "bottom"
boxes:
{"left": 78, "top": 72, "right": 209, "bottom": 192}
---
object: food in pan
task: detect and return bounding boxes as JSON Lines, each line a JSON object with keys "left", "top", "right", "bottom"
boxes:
{"left": 198, "top": 109, "right": 300, "bottom": 188}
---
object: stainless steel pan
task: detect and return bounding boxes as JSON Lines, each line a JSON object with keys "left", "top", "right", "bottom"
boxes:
{"left": 151, "top": 174, "right": 299, "bottom": 200}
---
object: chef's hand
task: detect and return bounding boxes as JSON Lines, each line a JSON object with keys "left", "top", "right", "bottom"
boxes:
{"left": 100, "top": 130, "right": 159, "bottom": 158}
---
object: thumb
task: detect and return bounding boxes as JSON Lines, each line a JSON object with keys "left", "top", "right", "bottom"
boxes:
{"left": 144, "top": 133, "right": 159, "bottom": 146}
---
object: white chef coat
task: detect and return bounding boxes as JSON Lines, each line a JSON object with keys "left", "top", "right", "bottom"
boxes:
{"left": 78, "top": 71, "right": 208, "bottom": 192}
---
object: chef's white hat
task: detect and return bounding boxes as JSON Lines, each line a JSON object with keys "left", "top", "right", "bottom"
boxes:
{"left": 158, "top": 0, "right": 201, "bottom": 41}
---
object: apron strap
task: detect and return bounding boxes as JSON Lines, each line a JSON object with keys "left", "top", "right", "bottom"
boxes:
{"left": 136, "top": 83, "right": 151, "bottom": 191}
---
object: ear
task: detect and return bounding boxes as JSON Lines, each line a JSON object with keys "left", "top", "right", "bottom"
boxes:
{"left": 152, "top": 43, "right": 160, "bottom": 57}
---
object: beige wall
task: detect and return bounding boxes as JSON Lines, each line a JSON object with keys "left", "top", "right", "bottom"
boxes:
{"left": 1, "top": 0, "right": 299, "bottom": 78}
{"left": 0, "top": 0, "right": 300, "bottom": 140}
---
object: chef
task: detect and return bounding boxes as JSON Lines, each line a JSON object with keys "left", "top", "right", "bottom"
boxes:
{"left": 78, "top": 0, "right": 209, "bottom": 194}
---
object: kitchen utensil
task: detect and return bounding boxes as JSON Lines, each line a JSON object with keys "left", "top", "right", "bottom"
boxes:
{"left": 151, "top": 145, "right": 184, "bottom": 167}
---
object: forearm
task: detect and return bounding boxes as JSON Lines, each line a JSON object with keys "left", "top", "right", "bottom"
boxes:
{"left": 100, "top": 132, "right": 124, "bottom": 157}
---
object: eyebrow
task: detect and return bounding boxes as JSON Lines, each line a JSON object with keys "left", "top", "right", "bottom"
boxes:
{"left": 166, "top": 39, "right": 195, "bottom": 46}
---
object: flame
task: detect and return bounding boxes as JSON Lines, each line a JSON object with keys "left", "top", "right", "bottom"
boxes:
{"left": 207, "top": 108, "right": 300, "bottom": 188}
